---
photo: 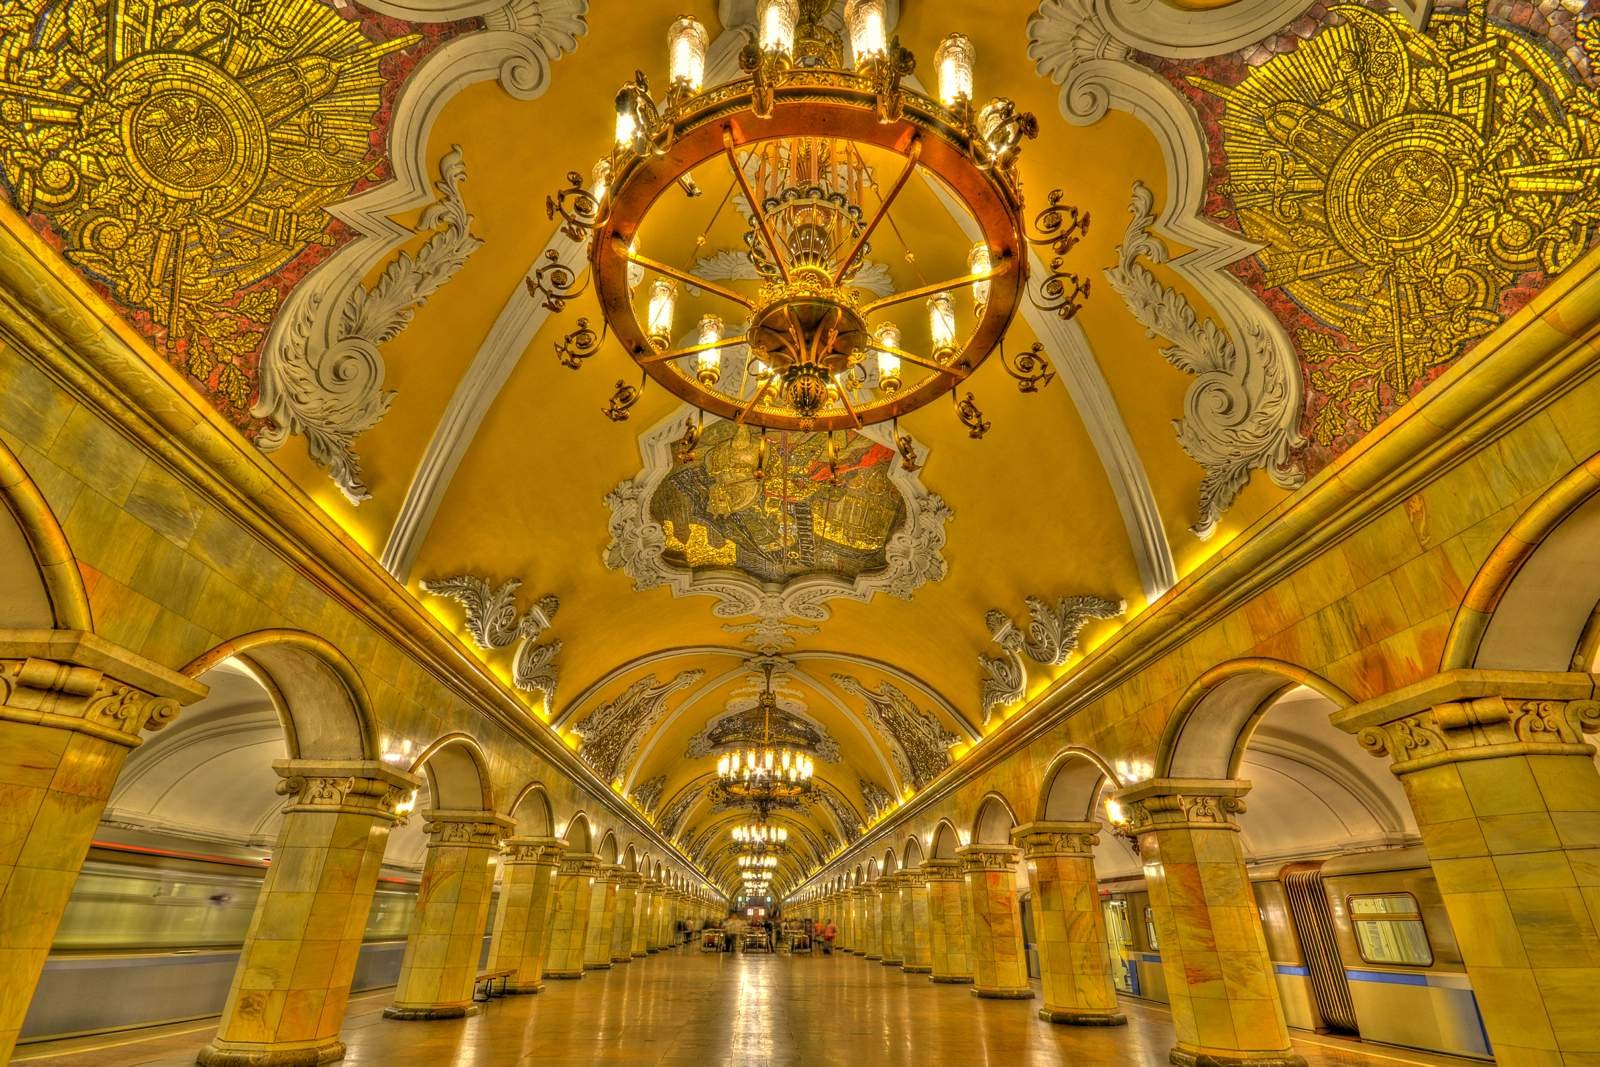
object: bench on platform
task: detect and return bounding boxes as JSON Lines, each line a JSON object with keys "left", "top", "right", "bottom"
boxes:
{"left": 473, "top": 969, "right": 514, "bottom": 1001}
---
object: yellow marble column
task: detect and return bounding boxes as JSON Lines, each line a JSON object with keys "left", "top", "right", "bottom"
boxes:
{"left": 0, "top": 637, "right": 202, "bottom": 1064}
{"left": 956, "top": 844, "right": 1033, "bottom": 999}
{"left": 1335, "top": 672, "right": 1600, "bottom": 1067}
{"left": 486, "top": 836, "right": 564, "bottom": 993}
{"left": 199, "top": 760, "right": 419, "bottom": 1067}
{"left": 900, "top": 869, "right": 933, "bottom": 973}
{"left": 878, "top": 875, "right": 904, "bottom": 966}
{"left": 385, "top": 810, "right": 512, "bottom": 1020}
{"left": 925, "top": 859, "right": 973, "bottom": 983}
{"left": 612, "top": 871, "right": 640, "bottom": 962}
{"left": 1117, "top": 779, "right": 1300, "bottom": 1067}
{"left": 840, "top": 890, "right": 857, "bottom": 952}
{"left": 866, "top": 884, "right": 886, "bottom": 959}
{"left": 630, "top": 878, "right": 654, "bottom": 957}
{"left": 582, "top": 863, "right": 621, "bottom": 970}
{"left": 1014, "top": 820, "right": 1126, "bottom": 1026}
{"left": 543, "top": 851, "right": 595, "bottom": 979}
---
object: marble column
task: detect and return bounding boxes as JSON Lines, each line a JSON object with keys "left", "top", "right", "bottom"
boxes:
{"left": 900, "top": 869, "right": 933, "bottom": 973}
{"left": 1014, "top": 820, "right": 1126, "bottom": 1026}
{"left": 957, "top": 844, "right": 1033, "bottom": 999}
{"left": 925, "top": 859, "right": 973, "bottom": 983}
{"left": 630, "top": 879, "right": 654, "bottom": 957}
{"left": 879, "top": 875, "right": 904, "bottom": 966}
{"left": 199, "top": 760, "right": 419, "bottom": 1066}
{"left": 0, "top": 638, "right": 202, "bottom": 1063}
{"left": 582, "top": 863, "right": 621, "bottom": 969}
{"left": 863, "top": 883, "right": 884, "bottom": 960}
{"left": 486, "top": 836, "right": 564, "bottom": 993}
{"left": 386, "top": 810, "right": 513, "bottom": 1020}
{"left": 1336, "top": 674, "right": 1600, "bottom": 1066}
{"left": 612, "top": 871, "right": 640, "bottom": 962}
{"left": 1117, "top": 778, "right": 1300, "bottom": 1067}
{"left": 840, "top": 890, "right": 857, "bottom": 952}
{"left": 543, "top": 851, "right": 596, "bottom": 979}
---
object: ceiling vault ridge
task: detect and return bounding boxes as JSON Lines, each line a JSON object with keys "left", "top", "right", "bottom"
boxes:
{"left": 252, "top": 0, "right": 590, "bottom": 505}
{"left": 1026, "top": 0, "right": 1309, "bottom": 539}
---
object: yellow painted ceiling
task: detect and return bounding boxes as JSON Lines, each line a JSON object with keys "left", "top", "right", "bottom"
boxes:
{"left": 264, "top": 0, "right": 1300, "bottom": 894}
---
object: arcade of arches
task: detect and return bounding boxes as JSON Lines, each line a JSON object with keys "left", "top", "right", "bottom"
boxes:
{"left": 2, "top": 1, "right": 1600, "bottom": 1065}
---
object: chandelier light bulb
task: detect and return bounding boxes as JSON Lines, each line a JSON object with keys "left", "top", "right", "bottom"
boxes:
{"left": 935, "top": 33, "right": 975, "bottom": 109}
{"left": 647, "top": 278, "right": 677, "bottom": 349}
{"left": 758, "top": 0, "right": 797, "bottom": 55}
{"left": 871, "top": 322, "right": 902, "bottom": 394}
{"left": 668, "top": 15, "right": 709, "bottom": 91}
{"left": 614, "top": 104, "right": 639, "bottom": 151}
{"left": 696, "top": 314, "right": 723, "bottom": 385}
{"left": 969, "top": 241, "right": 991, "bottom": 312}
{"left": 844, "top": 0, "right": 887, "bottom": 65}
{"left": 928, "top": 292, "right": 957, "bottom": 356}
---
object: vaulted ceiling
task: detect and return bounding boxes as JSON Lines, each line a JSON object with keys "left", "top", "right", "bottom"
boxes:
{"left": 5, "top": 0, "right": 1596, "bottom": 897}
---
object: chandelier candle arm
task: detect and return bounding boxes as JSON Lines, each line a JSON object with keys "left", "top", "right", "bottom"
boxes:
{"left": 735, "top": 376, "right": 776, "bottom": 424}
{"left": 831, "top": 138, "right": 922, "bottom": 287}
{"left": 620, "top": 243, "right": 754, "bottom": 310}
{"left": 833, "top": 377, "right": 864, "bottom": 428}
{"left": 858, "top": 264, "right": 1010, "bottom": 316}
{"left": 869, "top": 342, "right": 961, "bottom": 376}
{"left": 636, "top": 335, "right": 750, "bottom": 366}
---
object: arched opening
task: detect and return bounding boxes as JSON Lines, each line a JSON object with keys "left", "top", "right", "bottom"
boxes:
{"left": 1445, "top": 452, "right": 1600, "bottom": 672}
{"left": 0, "top": 440, "right": 91, "bottom": 631}
{"left": 971, "top": 793, "right": 1018, "bottom": 846}
{"left": 1038, "top": 748, "right": 1138, "bottom": 879}
{"left": 930, "top": 820, "right": 960, "bottom": 860}
{"left": 509, "top": 783, "right": 555, "bottom": 838}
{"left": 902, "top": 836, "right": 924, "bottom": 869}
{"left": 624, "top": 844, "right": 640, "bottom": 872}
{"left": 563, "top": 813, "right": 595, "bottom": 854}
{"left": 880, "top": 848, "right": 898, "bottom": 876}
{"left": 597, "top": 831, "right": 620, "bottom": 866}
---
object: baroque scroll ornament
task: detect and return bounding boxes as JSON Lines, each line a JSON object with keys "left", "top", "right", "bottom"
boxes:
{"left": 572, "top": 670, "right": 703, "bottom": 782}
{"left": 831, "top": 674, "right": 959, "bottom": 788}
{"left": 1193, "top": 5, "right": 1600, "bottom": 449}
{"left": 978, "top": 592, "right": 1122, "bottom": 720}
{"left": 0, "top": 0, "right": 416, "bottom": 414}
{"left": 418, "top": 572, "right": 561, "bottom": 709}
{"left": 255, "top": 147, "right": 483, "bottom": 503}
{"left": 1105, "top": 181, "right": 1302, "bottom": 538}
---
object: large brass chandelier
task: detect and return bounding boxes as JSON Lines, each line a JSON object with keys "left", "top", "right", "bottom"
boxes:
{"left": 536, "top": 0, "right": 1089, "bottom": 442}
{"left": 732, "top": 822, "right": 789, "bottom": 848}
{"left": 714, "top": 662, "right": 814, "bottom": 800}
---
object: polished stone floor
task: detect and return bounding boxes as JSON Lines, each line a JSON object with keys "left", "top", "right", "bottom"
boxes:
{"left": 18, "top": 948, "right": 1484, "bottom": 1067}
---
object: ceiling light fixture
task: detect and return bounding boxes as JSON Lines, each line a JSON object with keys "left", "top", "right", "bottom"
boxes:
{"left": 537, "top": 0, "right": 1086, "bottom": 434}
{"left": 715, "top": 662, "right": 814, "bottom": 799}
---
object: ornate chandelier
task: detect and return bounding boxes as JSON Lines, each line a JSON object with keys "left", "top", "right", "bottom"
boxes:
{"left": 732, "top": 822, "right": 790, "bottom": 848}
{"left": 738, "top": 854, "right": 780, "bottom": 870}
{"left": 714, "top": 663, "right": 814, "bottom": 799}
{"left": 537, "top": 0, "right": 1088, "bottom": 441}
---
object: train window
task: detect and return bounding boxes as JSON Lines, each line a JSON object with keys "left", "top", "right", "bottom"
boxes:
{"left": 1348, "top": 893, "right": 1433, "bottom": 966}
{"left": 1143, "top": 906, "right": 1159, "bottom": 950}
{"left": 1106, "top": 899, "right": 1133, "bottom": 946}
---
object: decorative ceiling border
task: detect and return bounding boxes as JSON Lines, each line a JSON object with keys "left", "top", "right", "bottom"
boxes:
{"left": 1026, "top": 0, "right": 1308, "bottom": 539}
{"left": 603, "top": 407, "right": 952, "bottom": 652}
{"left": 253, "top": 0, "right": 589, "bottom": 503}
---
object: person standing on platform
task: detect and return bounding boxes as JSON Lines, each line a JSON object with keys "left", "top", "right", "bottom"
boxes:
{"left": 822, "top": 918, "right": 837, "bottom": 955}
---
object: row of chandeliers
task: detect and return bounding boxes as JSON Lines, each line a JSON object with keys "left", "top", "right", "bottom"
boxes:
{"left": 719, "top": 663, "right": 812, "bottom": 898}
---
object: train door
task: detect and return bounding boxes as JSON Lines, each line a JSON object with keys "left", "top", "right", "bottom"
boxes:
{"left": 1019, "top": 892, "right": 1040, "bottom": 979}
{"left": 1103, "top": 896, "right": 1137, "bottom": 995}
{"left": 1281, "top": 862, "right": 1359, "bottom": 1034}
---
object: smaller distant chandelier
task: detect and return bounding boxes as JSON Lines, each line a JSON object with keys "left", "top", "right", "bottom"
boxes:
{"left": 537, "top": 0, "right": 1089, "bottom": 435}
{"left": 732, "top": 822, "right": 789, "bottom": 848}
{"left": 715, "top": 663, "right": 814, "bottom": 800}
{"left": 738, "top": 854, "right": 780, "bottom": 870}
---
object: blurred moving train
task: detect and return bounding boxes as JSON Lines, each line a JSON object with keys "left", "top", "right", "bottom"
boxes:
{"left": 1021, "top": 845, "right": 1492, "bottom": 1060}
{"left": 24, "top": 836, "right": 1487, "bottom": 1060}
{"left": 15, "top": 833, "right": 487, "bottom": 1046}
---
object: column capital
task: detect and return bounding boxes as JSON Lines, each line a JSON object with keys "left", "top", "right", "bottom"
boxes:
{"left": 590, "top": 863, "right": 623, "bottom": 882}
{"left": 1012, "top": 820, "right": 1102, "bottom": 858}
{"left": 272, "top": 758, "right": 422, "bottom": 821}
{"left": 422, "top": 809, "right": 515, "bottom": 848}
{"left": 873, "top": 876, "right": 898, "bottom": 893}
{"left": 617, "top": 870, "right": 644, "bottom": 886}
{"left": 500, "top": 835, "right": 566, "bottom": 865}
{"left": 955, "top": 843, "right": 1021, "bottom": 872}
{"left": 1331, "top": 668, "right": 1600, "bottom": 774}
{"left": 920, "top": 858, "right": 963, "bottom": 882}
{"left": 1112, "top": 778, "right": 1250, "bottom": 834}
{"left": 899, "top": 867, "right": 928, "bottom": 887}
{"left": 558, "top": 850, "right": 597, "bottom": 876}
{"left": 0, "top": 630, "right": 206, "bottom": 746}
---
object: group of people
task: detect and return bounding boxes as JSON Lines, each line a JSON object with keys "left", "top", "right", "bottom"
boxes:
{"left": 696, "top": 915, "right": 838, "bottom": 954}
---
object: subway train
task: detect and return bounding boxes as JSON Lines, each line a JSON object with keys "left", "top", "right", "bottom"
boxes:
{"left": 15, "top": 834, "right": 494, "bottom": 1047}
{"left": 1018, "top": 845, "right": 1491, "bottom": 1060}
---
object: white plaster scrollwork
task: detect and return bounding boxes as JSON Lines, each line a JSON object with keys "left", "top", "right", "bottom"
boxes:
{"left": 979, "top": 591, "right": 1123, "bottom": 721}
{"left": 630, "top": 775, "right": 667, "bottom": 814}
{"left": 256, "top": 0, "right": 588, "bottom": 503}
{"left": 512, "top": 636, "right": 562, "bottom": 712}
{"left": 1026, "top": 5, "right": 1306, "bottom": 540}
{"left": 1105, "top": 182, "right": 1302, "bottom": 537}
{"left": 603, "top": 410, "right": 952, "bottom": 652}
{"left": 255, "top": 147, "right": 482, "bottom": 503}
{"left": 573, "top": 670, "right": 704, "bottom": 782}
{"left": 858, "top": 779, "right": 894, "bottom": 821}
{"left": 978, "top": 613, "right": 1027, "bottom": 723}
{"left": 418, "top": 574, "right": 558, "bottom": 649}
{"left": 831, "top": 674, "right": 958, "bottom": 788}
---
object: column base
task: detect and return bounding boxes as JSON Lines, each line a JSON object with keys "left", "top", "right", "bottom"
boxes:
{"left": 930, "top": 974, "right": 973, "bottom": 984}
{"left": 198, "top": 1039, "right": 346, "bottom": 1066}
{"left": 903, "top": 964, "right": 932, "bottom": 974}
{"left": 880, "top": 958, "right": 904, "bottom": 967}
{"left": 381, "top": 1005, "right": 478, "bottom": 1021}
{"left": 504, "top": 981, "right": 543, "bottom": 995}
{"left": 1170, "top": 1046, "right": 1306, "bottom": 1067}
{"left": 972, "top": 986, "right": 1035, "bottom": 1000}
{"left": 646, "top": 947, "right": 660, "bottom": 954}
{"left": 864, "top": 953, "right": 882, "bottom": 961}
{"left": 611, "top": 955, "right": 633, "bottom": 964}
{"left": 1040, "top": 1007, "right": 1126, "bottom": 1026}
{"left": 583, "top": 961, "right": 612, "bottom": 970}
{"left": 544, "top": 970, "right": 585, "bottom": 980}
{"left": 632, "top": 951, "right": 648, "bottom": 958}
